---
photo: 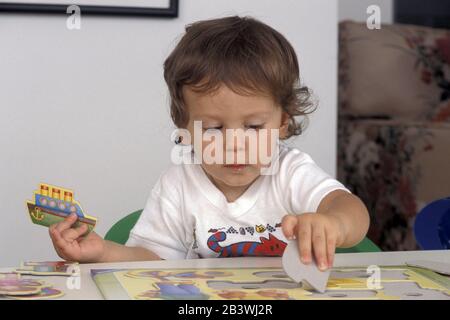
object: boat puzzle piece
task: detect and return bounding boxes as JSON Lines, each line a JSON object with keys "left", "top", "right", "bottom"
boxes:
{"left": 26, "top": 183, "right": 97, "bottom": 232}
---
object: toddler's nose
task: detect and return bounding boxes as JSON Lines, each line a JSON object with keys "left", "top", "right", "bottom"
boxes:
{"left": 224, "top": 128, "right": 250, "bottom": 164}
{"left": 225, "top": 128, "right": 247, "bottom": 151}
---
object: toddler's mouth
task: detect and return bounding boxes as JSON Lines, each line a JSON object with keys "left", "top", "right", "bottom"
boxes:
{"left": 223, "top": 164, "right": 248, "bottom": 171}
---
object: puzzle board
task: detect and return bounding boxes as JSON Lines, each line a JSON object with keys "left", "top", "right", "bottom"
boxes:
{"left": 91, "top": 266, "right": 450, "bottom": 300}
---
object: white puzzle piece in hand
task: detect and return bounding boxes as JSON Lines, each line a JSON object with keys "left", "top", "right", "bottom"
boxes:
{"left": 282, "top": 240, "right": 331, "bottom": 293}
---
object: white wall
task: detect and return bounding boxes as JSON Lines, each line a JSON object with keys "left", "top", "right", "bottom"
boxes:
{"left": 339, "top": 0, "right": 393, "bottom": 23}
{"left": 0, "top": 0, "right": 338, "bottom": 266}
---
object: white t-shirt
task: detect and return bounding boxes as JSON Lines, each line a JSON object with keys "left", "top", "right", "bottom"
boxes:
{"left": 126, "top": 146, "right": 350, "bottom": 260}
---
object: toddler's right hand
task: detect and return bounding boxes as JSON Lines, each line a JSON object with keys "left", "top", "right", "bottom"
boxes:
{"left": 49, "top": 213, "right": 105, "bottom": 263}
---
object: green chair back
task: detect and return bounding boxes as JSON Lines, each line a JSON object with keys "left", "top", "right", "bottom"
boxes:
{"left": 104, "top": 210, "right": 143, "bottom": 245}
{"left": 336, "top": 237, "right": 381, "bottom": 253}
{"left": 105, "top": 210, "right": 381, "bottom": 252}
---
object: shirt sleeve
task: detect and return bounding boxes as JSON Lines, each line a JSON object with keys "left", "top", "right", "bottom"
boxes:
{"left": 279, "top": 150, "right": 351, "bottom": 214}
{"left": 126, "top": 177, "right": 188, "bottom": 260}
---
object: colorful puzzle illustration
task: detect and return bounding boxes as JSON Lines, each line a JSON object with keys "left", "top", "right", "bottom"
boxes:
{"left": 0, "top": 273, "right": 64, "bottom": 300}
{"left": 15, "top": 261, "right": 79, "bottom": 276}
{"left": 91, "top": 266, "right": 450, "bottom": 300}
{"left": 26, "top": 183, "right": 97, "bottom": 232}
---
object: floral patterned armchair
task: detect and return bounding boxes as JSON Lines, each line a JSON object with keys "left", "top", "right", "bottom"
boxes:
{"left": 338, "top": 21, "right": 450, "bottom": 251}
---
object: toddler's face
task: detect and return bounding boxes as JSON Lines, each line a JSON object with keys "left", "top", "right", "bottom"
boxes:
{"left": 184, "top": 85, "right": 288, "bottom": 190}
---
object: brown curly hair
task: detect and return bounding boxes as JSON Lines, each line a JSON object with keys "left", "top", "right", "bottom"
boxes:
{"left": 164, "top": 16, "right": 315, "bottom": 138}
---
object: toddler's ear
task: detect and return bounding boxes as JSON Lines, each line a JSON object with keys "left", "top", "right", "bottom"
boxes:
{"left": 279, "top": 113, "right": 290, "bottom": 139}
{"left": 172, "top": 128, "right": 191, "bottom": 146}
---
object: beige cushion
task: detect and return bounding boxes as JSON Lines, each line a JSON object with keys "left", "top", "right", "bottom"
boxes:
{"left": 339, "top": 21, "right": 450, "bottom": 122}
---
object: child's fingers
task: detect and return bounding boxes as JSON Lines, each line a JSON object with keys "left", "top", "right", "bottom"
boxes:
{"left": 49, "top": 224, "right": 68, "bottom": 249}
{"left": 326, "top": 231, "right": 337, "bottom": 268}
{"left": 61, "top": 223, "right": 88, "bottom": 242}
{"left": 54, "top": 213, "right": 78, "bottom": 233}
{"left": 74, "top": 223, "right": 89, "bottom": 239}
{"left": 49, "top": 224, "right": 59, "bottom": 242}
{"left": 311, "top": 224, "right": 328, "bottom": 271}
{"left": 281, "top": 215, "right": 298, "bottom": 240}
{"left": 297, "top": 222, "right": 312, "bottom": 264}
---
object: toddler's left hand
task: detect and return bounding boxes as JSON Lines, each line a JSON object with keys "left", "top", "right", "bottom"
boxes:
{"left": 282, "top": 213, "right": 346, "bottom": 271}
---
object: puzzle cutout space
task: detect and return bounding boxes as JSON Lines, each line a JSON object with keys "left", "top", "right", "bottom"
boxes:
{"left": 91, "top": 266, "right": 450, "bottom": 300}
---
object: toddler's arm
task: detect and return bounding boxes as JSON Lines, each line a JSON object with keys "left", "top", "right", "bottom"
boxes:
{"left": 282, "top": 190, "right": 370, "bottom": 270}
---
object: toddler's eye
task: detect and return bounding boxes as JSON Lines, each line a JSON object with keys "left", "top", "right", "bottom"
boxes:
{"left": 203, "top": 126, "right": 222, "bottom": 131}
{"left": 246, "top": 124, "right": 264, "bottom": 130}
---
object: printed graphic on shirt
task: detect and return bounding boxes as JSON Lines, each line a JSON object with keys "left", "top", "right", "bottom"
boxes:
{"left": 207, "top": 230, "right": 287, "bottom": 257}
{"left": 208, "top": 223, "right": 281, "bottom": 236}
